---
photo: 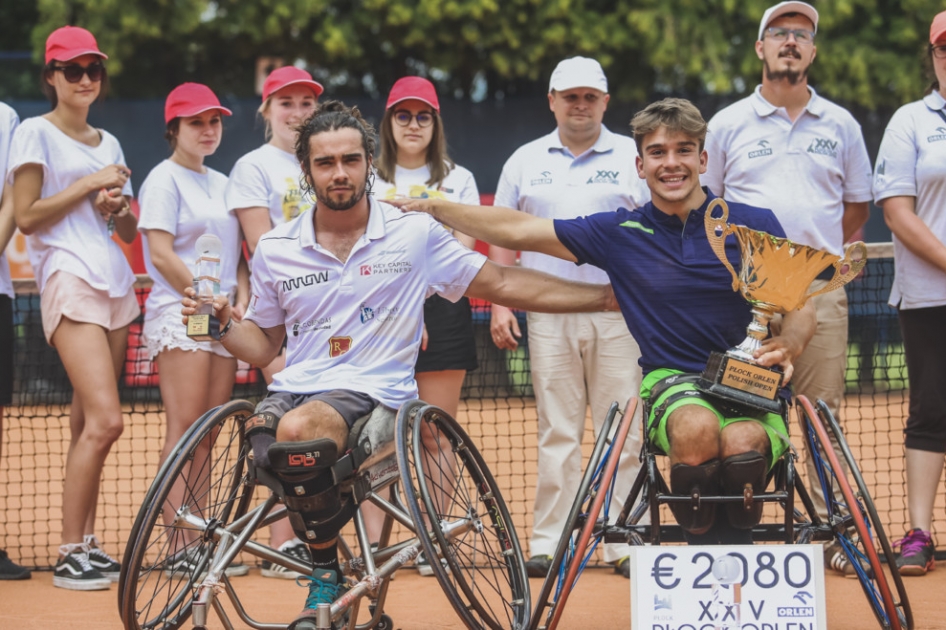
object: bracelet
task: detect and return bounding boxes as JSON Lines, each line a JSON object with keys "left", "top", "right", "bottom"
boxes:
{"left": 215, "top": 317, "right": 233, "bottom": 341}
{"left": 114, "top": 200, "right": 131, "bottom": 218}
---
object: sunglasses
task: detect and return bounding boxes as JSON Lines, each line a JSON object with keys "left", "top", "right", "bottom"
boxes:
{"left": 52, "top": 62, "right": 105, "bottom": 83}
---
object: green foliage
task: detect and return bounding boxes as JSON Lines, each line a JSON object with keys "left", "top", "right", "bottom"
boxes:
{"left": 13, "top": 0, "right": 943, "bottom": 108}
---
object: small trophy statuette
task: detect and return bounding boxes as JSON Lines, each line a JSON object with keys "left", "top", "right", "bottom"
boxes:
{"left": 186, "top": 233, "right": 223, "bottom": 341}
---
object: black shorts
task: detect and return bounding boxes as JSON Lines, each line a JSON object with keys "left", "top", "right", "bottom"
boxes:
{"left": 415, "top": 294, "right": 477, "bottom": 373}
{"left": 0, "top": 295, "right": 12, "bottom": 406}
{"left": 255, "top": 389, "right": 378, "bottom": 428}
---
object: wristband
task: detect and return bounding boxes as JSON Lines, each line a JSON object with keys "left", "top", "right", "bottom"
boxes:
{"left": 215, "top": 318, "right": 233, "bottom": 341}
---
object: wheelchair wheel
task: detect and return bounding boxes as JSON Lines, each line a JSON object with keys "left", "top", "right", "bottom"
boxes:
{"left": 796, "top": 396, "right": 912, "bottom": 630}
{"left": 118, "top": 400, "right": 256, "bottom": 630}
{"left": 535, "top": 398, "right": 636, "bottom": 630}
{"left": 396, "top": 400, "right": 530, "bottom": 630}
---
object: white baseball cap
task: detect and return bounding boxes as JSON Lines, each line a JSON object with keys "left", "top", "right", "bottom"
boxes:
{"left": 548, "top": 57, "right": 608, "bottom": 94}
{"left": 758, "top": 1, "right": 819, "bottom": 41}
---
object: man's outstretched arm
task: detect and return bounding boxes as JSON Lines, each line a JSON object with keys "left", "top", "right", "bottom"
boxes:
{"left": 384, "top": 197, "right": 577, "bottom": 262}
{"left": 465, "top": 260, "right": 615, "bottom": 313}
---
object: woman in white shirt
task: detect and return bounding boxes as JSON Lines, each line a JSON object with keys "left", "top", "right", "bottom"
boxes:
{"left": 138, "top": 84, "right": 247, "bottom": 572}
{"left": 872, "top": 10, "right": 946, "bottom": 577}
{"left": 224, "top": 66, "right": 322, "bottom": 577}
{"left": 8, "top": 26, "right": 137, "bottom": 591}
{"left": 373, "top": 77, "right": 479, "bottom": 574}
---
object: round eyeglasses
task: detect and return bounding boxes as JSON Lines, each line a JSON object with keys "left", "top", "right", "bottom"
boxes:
{"left": 393, "top": 110, "right": 434, "bottom": 128}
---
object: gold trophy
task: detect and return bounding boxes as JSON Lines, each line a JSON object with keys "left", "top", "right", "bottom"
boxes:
{"left": 699, "top": 199, "right": 867, "bottom": 413}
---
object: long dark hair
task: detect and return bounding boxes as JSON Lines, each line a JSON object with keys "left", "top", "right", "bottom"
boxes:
{"left": 376, "top": 106, "right": 455, "bottom": 188}
{"left": 41, "top": 60, "right": 109, "bottom": 109}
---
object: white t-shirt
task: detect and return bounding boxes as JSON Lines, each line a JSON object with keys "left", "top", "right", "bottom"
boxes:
{"left": 494, "top": 125, "right": 650, "bottom": 283}
{"left": 0, "top": 102, "right": 19, "bottom": 299}
{"left": 703, "top": 86, "right": 873, "bottom": 254}
{"left": 6, "top": 117, "right": 135, "bottom": 296}
{"left": 872, "top": 91, "right": 946, "bottom": 309}
{"left": 246, "top": 197, "right": 486, "bottom": 408}
{"left": 225, "top": 143, "right": 312, "bottom": 227}
{"left": 138, "top": 159, "right": 241, "bottom": 320}
{"left": 374, "top": 162, "right": 480, "bottom": 205}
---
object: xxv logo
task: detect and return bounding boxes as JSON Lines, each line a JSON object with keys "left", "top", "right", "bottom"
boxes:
{"left": 807, "top": 137, "right": 838, "bottom": 157}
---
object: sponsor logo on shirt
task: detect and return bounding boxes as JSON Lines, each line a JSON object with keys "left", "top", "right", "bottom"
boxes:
{"left": 360, "top": 303, "right": 401, "bottom": 324}
{"left": 292, "top": 316, "right": 332, "bottom": 336}
{"left": 329, "top": 336, "right": 352, "bottom": 357}
{"left": 530, "top": 170, "right": 553, "bottom": 186}
{"left": 282, "top": 271, "right": 331, "bottom": 292}
{"left": 875, "top": 159, "right": 885, "bottom": 176}
{"left": 806, "top": 137, "right": 839, "bottom": 157}
{"left": 927, "top": 126, "right": 946, "bottom": 143}
{"left": 361, "top": 261, "right": 412, "bottom": 275}
{"left": 619, "top": 219, "right": 654, "bottom": 234}
{"left": 586, "top": 169, "right": 620, "bottom": 185}
{"left": 748, "top": 139, "right": 773, "bottom": 158}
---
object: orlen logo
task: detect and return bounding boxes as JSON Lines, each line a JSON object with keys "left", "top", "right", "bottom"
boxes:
{"left": 360, "top": 265, "right": 372, "bottom": 276}
{"left": 288, "top": 452, "right": 320, "bottom": 467}
{"left": 329, "top": 336, "right": 352, "bottom": 357}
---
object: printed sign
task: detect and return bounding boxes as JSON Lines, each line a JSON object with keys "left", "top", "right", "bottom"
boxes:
{"left": 630, "top": 544, "right": 826, "bottom": 630}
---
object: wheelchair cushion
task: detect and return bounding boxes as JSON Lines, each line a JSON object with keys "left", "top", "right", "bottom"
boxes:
{"left": 669, "top": 458, "right": 720, "bottom": 534}
{"left": 720, "top": 451, "right": 767, "bottom": 529}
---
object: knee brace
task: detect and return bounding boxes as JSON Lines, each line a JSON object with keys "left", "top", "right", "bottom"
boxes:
{"left": 669, "top": 458, "right": 720, "bottom": 534}
{"left": 720, "top": 451, "right": 767, "bottom": 529}
{"left": 268, "top": 439, "right": 356, "bottom": 543}
{"left": 244, "top": 412, "right": 279, "bottom": 469}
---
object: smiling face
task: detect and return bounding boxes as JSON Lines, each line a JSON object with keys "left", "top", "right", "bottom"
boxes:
{"left": 635, "top": 126, "right": 707, "bottom": 215}
{"left": 304, "top": 127, "right": 371, "bottom": 212}
{"left": 548, "top": 87, "right": 609, "bottom": 137}
{"left": 173, "top": 110, "right": 223, "bottom": 160}
{"left": 756, "top": 14, "right": 818, "bottom": 85}
{"left": 45, "top": 53, "right": 103, "bottom": 108}
{"left": 263, "top": 84, "right": 319, "bottom": 152}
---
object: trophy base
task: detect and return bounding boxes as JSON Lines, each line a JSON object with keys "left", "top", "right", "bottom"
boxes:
{"left": 697, "top": 351, "right": 784, "bottom": 415}
{"left": 187, "top": 314, "right": 220, "bottom": 342}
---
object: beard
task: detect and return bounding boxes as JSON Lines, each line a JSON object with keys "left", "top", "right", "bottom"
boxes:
{"left": 315, "top": 168, "right": 370, "bottom": 211}
{"left": 763, "top": 50, "right": 810, "bottom": 85}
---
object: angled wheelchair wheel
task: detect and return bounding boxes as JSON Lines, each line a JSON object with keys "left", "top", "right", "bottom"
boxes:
{"left": 118, "top": 400, "right": 256, "bottom": 630}
{"left": 796, "top": 396, "right": 912, "bottom": 630}
{"left": 396, "top": 400, "right": 530, "bottom": 630}
{"left": 532, "top": 398, "right": 637, "bottom": 630}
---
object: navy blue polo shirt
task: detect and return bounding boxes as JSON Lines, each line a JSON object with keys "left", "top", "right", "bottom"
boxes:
{"left": 554, "top": 188, "right": 785, "bottom": 375}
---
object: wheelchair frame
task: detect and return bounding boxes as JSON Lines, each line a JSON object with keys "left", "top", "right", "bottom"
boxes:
{"left": 529, "top": 395, "right": 914, "bottom": 630}
{"left": 118, "top": 399, "right": 530, "bottom": 630}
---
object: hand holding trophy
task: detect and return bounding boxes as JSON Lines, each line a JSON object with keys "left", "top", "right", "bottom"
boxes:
{"left": 186, "top": 233, "right": 223, "bottom": 342}
{"left": 698, "top": 199, "right": 867, "bottom": 413}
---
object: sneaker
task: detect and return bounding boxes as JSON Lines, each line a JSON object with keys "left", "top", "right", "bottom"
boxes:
{"left": 525, "top": 554, "right": 553, "bottom": 578}
{"left": 53, "top": 546, "right": 111, "bottom": 591}
{"left": 262, "top": 539, "right": 311, "bottom": 579}
{"left": 416, "top": 551, "right": 450, "bottom": 577}
{"left": 163, "top": 548, "right": 249, "bottom": 578}
{"left": 84, "top": 537, "right": 121, "bottom": 583}
{"left": 288, "top": 569, "right": 344, "bottom": 630}
{"left": 894, "top": 529, "right": 935, "bottom": 576}
{"left": 824, "top": 541, "right": 859, "bottom": 579}
{"left": 0, "top": 549, "right": 31, "bottom": 580}
{"left": 613, "top": 556, "right": 630, "bottom": 579}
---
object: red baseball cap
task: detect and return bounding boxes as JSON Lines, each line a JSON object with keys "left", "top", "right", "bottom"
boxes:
{"left": 262, "top": 66, "right": 324, "bottom": 102}
{"left": 386, "top": 77, "right": 440, "bottom": 112}
{"left": 931, "top": 11, "right": 946, "bottom": 44}
{"left": 165, "top": 83, "right": 232, "bottom": 124}
{"left": 45, "top": 26, "right": 107, "bottom": 64}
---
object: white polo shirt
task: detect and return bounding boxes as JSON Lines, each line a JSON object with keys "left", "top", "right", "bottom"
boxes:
{"left": 225, "top": 143, "right": 312, "bottom": 227}
{"left": 138, "top": 159, "right": 241, "bottom": 320}
{"left": 246, "top": 197, "right": 486, "bottom": 407}
{"left": 873, "top": 91, "right": 946, "bottom": 309}
{"left": 6, "top": 117, "right": 135, "bottom": 296}
{"left": 494, "top": 125, "right": 651, "bottom": 284}
{"left": 703, "top": 86, "right": 873, "bottom": 254}
{"left": 0, "top": 102, "right": 19, "bottom": 299}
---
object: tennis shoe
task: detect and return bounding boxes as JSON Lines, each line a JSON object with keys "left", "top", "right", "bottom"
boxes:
{"left": 525, "top": 554, "right": 553, "bottom": 578}
{"left": 261, "top": 539, "right": 311, "bottom": 579}
{"left": 0, "top": 549, "right": 30, "bottom": 580}
{"left": 289, "top": 569, "right": 349, "bottom": 630}
{"left": 894, "top": 528, "right": 935, "bottom": 576}
{"left": 163, "top": 547, "right": 249, "bottom": 578}
{"left": 84, "top": 535, "right": 121, "bottom": 582}
{"left": 54, "top": 545, "right": 111, "bottom": 591}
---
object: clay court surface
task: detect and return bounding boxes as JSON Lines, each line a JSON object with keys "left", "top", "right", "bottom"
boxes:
{"left": 2, "top": 395, "right": 946, "bottom": 628}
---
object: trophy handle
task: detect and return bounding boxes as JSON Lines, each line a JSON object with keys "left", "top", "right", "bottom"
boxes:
{"left": 805, "top": 241, "right": 869, "bottom": 300}
{"left": 704, "top": 198, "right": 740, "bottom": 291}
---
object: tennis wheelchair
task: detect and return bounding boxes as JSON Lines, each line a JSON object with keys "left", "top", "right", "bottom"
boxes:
{"left": 529, "top": 393, "right": 914, "bottom": 630}
{"left": 117, "top": 398, "right": 531, "bottom": 630}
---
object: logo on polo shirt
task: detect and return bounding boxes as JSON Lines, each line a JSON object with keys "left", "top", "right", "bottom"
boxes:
{"left": 619, "top": 219, "right": 653, "bottom": 234}
{"left": 748, "top": 139, "right": 773, "bottom": 158}
{"left": 360, "top": 303, "right": 401, "bottom": 324}
{"left": 927, "top": 126, "right": 946, "bottom": 143}
{"left": 282, "top": 271, "right": 331, "bottom": 292}
{"left": 586, "top": 170, "right": 620, "bottom": 185}
{"left": 530, "top": 171, "right": 553, "bottom": 186}
{"left": 361, "top": 261, "right": 412, "bottom": 275}
{"left": 292, "top": 316, "right": 332, "bottom": 336}
{"left": 329, "top": 336, "right": 352, "bottom": 357}
{"left": 807, "top": 137, "right": 839, "bottom": 157}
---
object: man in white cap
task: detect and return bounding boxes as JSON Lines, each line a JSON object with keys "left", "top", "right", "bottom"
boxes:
{"left": 702, "top": 1, "right": 873, "bottom": 576}
{"left": 490, "top": 56, "right": 649, "bottom": 578}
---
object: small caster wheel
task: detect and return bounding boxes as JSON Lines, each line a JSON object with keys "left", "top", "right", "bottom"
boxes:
{"left": 374, "top": 614, "right": 394, "bottom": 630}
